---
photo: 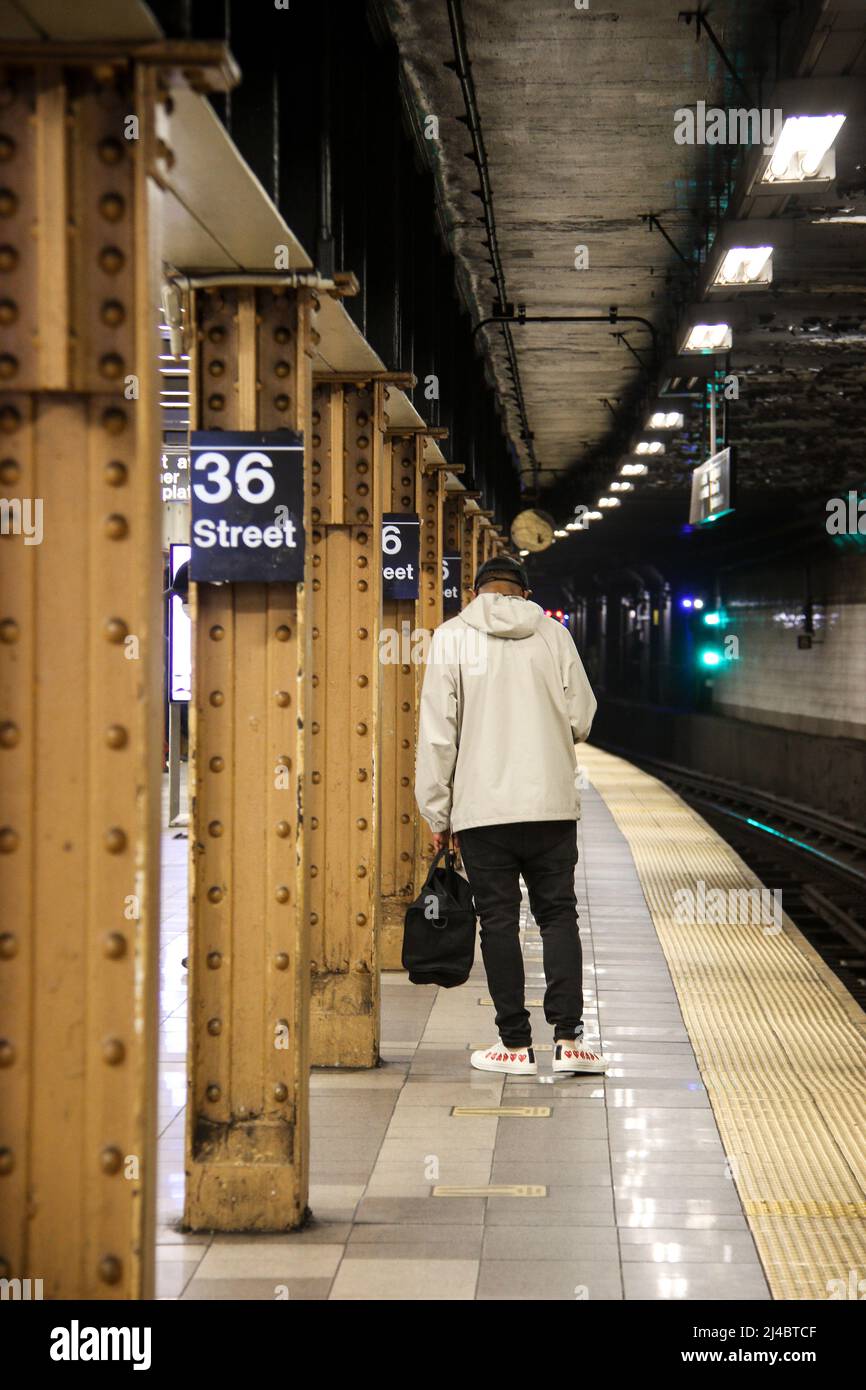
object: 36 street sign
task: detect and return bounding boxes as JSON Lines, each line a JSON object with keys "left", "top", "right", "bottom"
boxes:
{"left": 190, "top": 430, "right": 305, "bottom": 582}
{"left": 443, "top": 554, "right": 462, "bottom": 614}
{"left": 382, "top": 513, "right": 420, "bottom": 600}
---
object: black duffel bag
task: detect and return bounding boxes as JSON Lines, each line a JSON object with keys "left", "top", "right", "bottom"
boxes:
{"left": 402, "top": 848, "right": 477, "bottom": 987}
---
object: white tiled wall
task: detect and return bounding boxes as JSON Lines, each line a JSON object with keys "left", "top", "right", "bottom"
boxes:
{"left": 714, "top": 556, "right": 866, "bottom": 740}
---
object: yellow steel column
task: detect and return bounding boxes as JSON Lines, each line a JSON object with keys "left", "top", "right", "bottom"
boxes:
{"left": 460, "top": 495, "right": 481, "bottom": 606}
{"left": 443, "top": 487, "right": 462, "bottom": 570}
{"left": 184, "top": 285, "right": 313, "bottom": 1229}
{"left": 472, "top": 511, "right": 487, "bottom": 575}
{"left": 307, "top": 376, "right": 384, "bottom": 1066}
{"left": 413, "top": 435, "right": 447, "bottom": 880}
{"left": 477, "top": 510, "right": 495, "bottom": 565}
{"left": 0, "top": 57, "right": 163, "bottom": 1297}
{"left": 379, "top": 433, "right": 419, "bottom": 970}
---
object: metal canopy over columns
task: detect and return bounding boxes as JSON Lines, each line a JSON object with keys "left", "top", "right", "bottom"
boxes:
{"left": 306, "top": 374, "right": 386, "bottom": 1067}
{"left": 184, "top": 285, "right": 313, "bottom": 1231}
{"left": 0, "top": 52, "right": 164, "bottom": 1298}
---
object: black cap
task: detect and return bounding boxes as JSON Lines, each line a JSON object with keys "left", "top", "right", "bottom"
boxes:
{"left": 473, "top": 555, "right": 530, "bottom": 592}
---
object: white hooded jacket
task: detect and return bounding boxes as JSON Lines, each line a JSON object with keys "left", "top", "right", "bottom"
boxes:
{"left": 414, "top": 593, "right": 598, "bottom": 835}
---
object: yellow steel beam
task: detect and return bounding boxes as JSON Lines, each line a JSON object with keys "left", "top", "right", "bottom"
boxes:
{"left": 0, "top": 58, "right": 162, "bottom": 1297}
{"left": 307, "top": 381, "right": 384, "bottom": 1066}
{"left": 378, "top": 436, "right": 419, "bottom": 970}
{"left": 460, "top": 503, "right": 478, "bottom": 609}
{"left": 413, "top": 435, "right": 445, "bottom": 882}
{"left": 184, "top": 285, "right": 313, "bottom": 1229}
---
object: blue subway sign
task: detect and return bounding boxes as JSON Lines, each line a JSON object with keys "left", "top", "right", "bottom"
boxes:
{"left": 190, "top": 430, "right": 304, "bottom": 582}
{"left": 382, "top": 513, "right": 420, "bottom": 600}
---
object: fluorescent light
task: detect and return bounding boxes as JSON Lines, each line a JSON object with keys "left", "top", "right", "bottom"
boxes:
{"left": 762, "top": 114, "right": 845, "bottom": 184}
{"left": 553, "top": 529, "right": 567, "bottom": 537}
{"left": 683, "top": 323, "right": 732, "bottom": 352}
{"left": 621, "top": 462, "right": 648, "bottom": 477}
{"left": 713, "top": 245, "right": 773, "bottom": 287}
{"left": 610, "top": 481, "right": 633, "bottom": 492}
{"left": 584, "top": 510, "right": 602, "bottom": 521}
{"left": 635, "top": 441, "right": 665, "bottom": 456}
{"left": 812, "top": 213, "right": 866, "bottom": 225}
{"left": 597, "top": 497, "right": 621, "bottom": 509}
{"left": 647, "top": 411, "right": 683, "bottom": 429}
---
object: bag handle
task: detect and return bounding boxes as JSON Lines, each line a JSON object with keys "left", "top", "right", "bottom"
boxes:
{"left": 421, "top": 846, "right": 446, "bottom": 890}
{"left": 421, "top": 846, "right": 457, "bottom": 890}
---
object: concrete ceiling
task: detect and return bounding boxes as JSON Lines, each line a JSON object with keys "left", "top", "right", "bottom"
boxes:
{"left": 384, "top": 0, "right": 866, "bottom": 511}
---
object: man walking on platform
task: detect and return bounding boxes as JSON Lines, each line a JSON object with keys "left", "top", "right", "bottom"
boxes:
{"left": 415, "top": 554, "right": 607, "bottom": 1077}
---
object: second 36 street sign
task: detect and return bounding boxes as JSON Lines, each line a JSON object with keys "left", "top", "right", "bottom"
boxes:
{"left": 381, "top": 513, "right": 420, "bottom": 600}
{"left": 190, "top": 430, "right": 305, "bottom": 582}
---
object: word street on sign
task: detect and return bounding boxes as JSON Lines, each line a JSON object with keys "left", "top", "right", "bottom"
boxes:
{"left": 443, "top": 555, "right": 462, "bottom": 614}
{"left": 190, "top": 430, "right": 305, "bottom": 582}
{"left": 382, "top": 513, "right": 420, "bottom": 600}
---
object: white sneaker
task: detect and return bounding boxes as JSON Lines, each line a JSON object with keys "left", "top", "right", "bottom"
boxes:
{"left": 470, "top": 1041, "right": 537, "bottom": 1076}
{"left": 552, "top": 1039, "right": 608, "bottom": 1074}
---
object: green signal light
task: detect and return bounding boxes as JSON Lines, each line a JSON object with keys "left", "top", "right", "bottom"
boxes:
{"left": 703, "top": 612, "right": 721, "bottom": 626}
{"left": 700, "top": 648, "right": 722, "bottom": 668}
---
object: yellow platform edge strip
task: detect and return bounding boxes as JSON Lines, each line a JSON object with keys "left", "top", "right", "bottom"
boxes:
{"left": 582, "top": 744, "right": 866, "bottom": 1301}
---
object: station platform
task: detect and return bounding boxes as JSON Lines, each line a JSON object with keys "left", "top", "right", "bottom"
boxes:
{"left": 155, "top": 747, "right": 866, "bottom": 1301}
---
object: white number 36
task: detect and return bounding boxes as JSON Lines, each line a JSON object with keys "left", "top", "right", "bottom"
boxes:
{"left": 192, "top": 450, "right": 276, "bottom": 505}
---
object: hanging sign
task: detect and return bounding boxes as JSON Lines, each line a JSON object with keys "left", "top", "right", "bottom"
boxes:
{"left": 381, "top": 513, "right": 420, "bottom": 600}
{"left": 190, "top": 430, "right": 304, "bottom": 582}
{"left": 689, "top": 446, "right": 734, "bottom": 526}
{"left": 443, "top": 555, "right": 462, "bottom": 614}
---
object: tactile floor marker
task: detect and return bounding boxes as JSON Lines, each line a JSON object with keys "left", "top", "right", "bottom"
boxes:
{"left": 582, "top": 744, "right": 866, "bottom": 1300}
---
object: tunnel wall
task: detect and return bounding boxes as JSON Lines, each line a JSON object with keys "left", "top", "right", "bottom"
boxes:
{"left": 590, "top": 698, "right": 866, "bottom": 826}
{"left": 715, "top": 552, "right": 866, "bottom": 742}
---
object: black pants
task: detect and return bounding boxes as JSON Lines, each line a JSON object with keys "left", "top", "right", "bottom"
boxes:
{"left": 458, "top": 820, "right": 583, "bottom": 1048}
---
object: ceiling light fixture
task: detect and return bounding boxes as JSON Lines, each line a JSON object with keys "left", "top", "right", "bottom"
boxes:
{"left": 597, "top": 497, "right": 621, "bottom": 509}
{"left": 761, "top": 114, "right": 845, "bottom": 184}
{"left": 683, "top": 322, "right": 733, "bottom": 352}
{"left": 635, "top": 441, "right": 665, "bottom": 456}
{"left": 610, "top": 481, "right": 634, "bottom": 492}
{"left": 620, "top": 462, "right": 648, "bottom": 477}
{"left": 646, "top": 411, "right": 684, "bottom": 429}
{"left": 712, "top": 245, "right": 773, "bottom": 287}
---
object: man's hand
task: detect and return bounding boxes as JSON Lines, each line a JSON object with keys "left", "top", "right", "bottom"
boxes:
{"left": 431, "top": 830, "right": 461, "bottom": 855}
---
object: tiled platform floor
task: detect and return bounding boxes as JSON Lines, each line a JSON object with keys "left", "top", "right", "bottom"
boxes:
{"left": 156, "top": 772, "right": 770, "bottom": 1300}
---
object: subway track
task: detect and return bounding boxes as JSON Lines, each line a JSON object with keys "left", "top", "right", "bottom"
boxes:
{"left": 596, "top": 745, "right": 866, "bottom": 1009}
